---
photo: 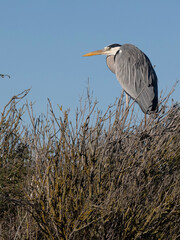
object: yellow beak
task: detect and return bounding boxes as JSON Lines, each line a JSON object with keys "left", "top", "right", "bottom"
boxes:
{"left": 82, "top": 49, "right": 105, "bottom": 57}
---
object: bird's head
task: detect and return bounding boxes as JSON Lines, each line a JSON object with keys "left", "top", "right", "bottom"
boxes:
{"left": 83, "top": 44, "right": 121, "bottom": 57}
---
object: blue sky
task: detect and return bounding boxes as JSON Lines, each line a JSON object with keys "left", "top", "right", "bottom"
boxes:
{"left": 0, "top": 1, "right": 180, "bottom": 121}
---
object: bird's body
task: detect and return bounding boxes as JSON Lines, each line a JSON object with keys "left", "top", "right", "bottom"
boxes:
{"left": 83, "top": 43, "right": 158, "bottom": 114}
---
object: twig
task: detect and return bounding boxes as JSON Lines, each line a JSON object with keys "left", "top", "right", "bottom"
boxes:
{"left": 14, "top": 213, "right": 27, "bottom": 240}
{"left": 2, "top": 88, "right": 31, "bottom": 116}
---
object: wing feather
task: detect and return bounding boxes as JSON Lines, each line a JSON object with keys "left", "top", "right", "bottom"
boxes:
{"left": 114, "top": 44, "right": 158, "bottom": 113}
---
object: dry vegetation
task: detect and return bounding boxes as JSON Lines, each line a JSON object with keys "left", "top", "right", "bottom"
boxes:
{"left": 0, "top": 86, "right": 180, "bottom": 240}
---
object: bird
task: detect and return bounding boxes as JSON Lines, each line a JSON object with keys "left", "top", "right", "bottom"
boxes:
{"left": 83, "top": 43, "right": 158, "bottom": 114}
{"left": 0, "top": 73, "right": 10, "bottom": 78}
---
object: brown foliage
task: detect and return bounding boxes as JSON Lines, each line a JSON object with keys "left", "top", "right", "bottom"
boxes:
{"left": 0, "top": 87, "right": 180, "bottom": 239}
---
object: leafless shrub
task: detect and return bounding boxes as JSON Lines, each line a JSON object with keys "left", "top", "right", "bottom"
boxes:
{"left": 0, "top": 89, "right": 36, "bottom": 239}
{"left": 0, "top": 84, "right": 179, "bottom": 239}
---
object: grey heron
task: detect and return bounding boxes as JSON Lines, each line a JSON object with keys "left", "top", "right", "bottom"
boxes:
{"left": 83, "top": 43, "right": 158, "bottom": 114}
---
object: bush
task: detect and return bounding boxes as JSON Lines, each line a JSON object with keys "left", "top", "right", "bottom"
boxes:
{"left": 0, "top": 87, "right": 179, "bottom": 239}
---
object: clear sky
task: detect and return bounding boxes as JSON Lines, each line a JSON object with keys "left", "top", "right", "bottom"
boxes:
{"left": 0, "top": 1, "right": 180, "bottom": 121}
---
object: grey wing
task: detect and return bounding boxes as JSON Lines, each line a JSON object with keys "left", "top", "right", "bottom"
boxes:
{"left": 115, "top": 44, "right": 158, "bottom": 113}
